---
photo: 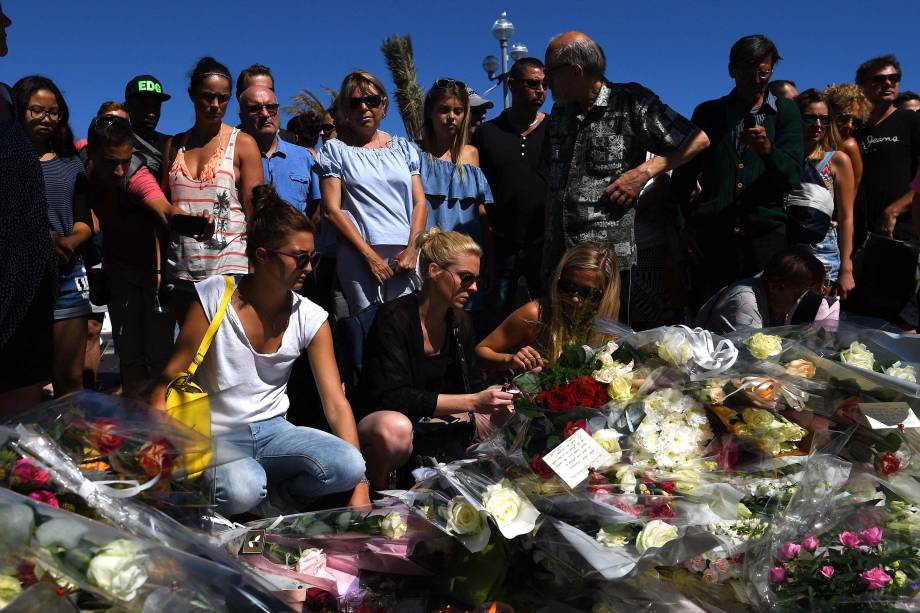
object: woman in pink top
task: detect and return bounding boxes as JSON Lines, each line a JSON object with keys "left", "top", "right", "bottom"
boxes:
{"left": 163, "top": 56, "right": 263, "bottom": 324}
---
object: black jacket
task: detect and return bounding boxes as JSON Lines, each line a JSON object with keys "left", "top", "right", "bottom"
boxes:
{"left": 355, "top": 293, "right": 485, "bottom": 420}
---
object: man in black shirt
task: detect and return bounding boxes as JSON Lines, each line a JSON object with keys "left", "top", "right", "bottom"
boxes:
{"left": 123, "top": 75, "right": 171, "bottom": 180}
{"left": 472, "top": 57, "right": 549, "bottom": 323}
{"left": 856, "top": 54, "right": 920, "bottom": 240}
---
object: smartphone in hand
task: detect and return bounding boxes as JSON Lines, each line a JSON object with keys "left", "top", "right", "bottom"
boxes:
{"left": 743, "top": 114, "right": 757, "bottom": 130}
{"left": 170, "top": 214, "right": 210, "bottom": 237}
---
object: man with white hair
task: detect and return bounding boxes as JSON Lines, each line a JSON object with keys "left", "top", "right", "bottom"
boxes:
{"left": 541, "top": 31, "right": 709, "bottom": 322}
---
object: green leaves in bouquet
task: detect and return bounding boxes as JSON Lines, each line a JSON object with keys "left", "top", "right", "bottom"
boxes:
{"left": 439, "top": 530, "right": 509, "bottom": 607}
{"left": 608, "top": 401, "right": 647, "bottom": 435}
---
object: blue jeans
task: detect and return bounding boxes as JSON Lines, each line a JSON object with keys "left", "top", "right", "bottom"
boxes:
{"left": 213, "top": 416, "right": 365, "bottom": 516}
{"left": 805, "top": 226, "right": 841, "bottom": 284}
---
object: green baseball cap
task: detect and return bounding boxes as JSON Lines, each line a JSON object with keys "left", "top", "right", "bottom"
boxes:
{"left": 124, "top": 75, "right": 171, "bottom": 101}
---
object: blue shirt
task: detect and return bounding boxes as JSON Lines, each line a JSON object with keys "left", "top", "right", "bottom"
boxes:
{"left": 262, "top": 136, "right": 321, "bottom": 214}
{"left": 416, "top": 146, "right": 493, "bottom": 246}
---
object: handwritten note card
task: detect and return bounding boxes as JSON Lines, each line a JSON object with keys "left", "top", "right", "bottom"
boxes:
{"left": 542, "top": 428, "right": 611, "bottom": 489}
{"left": 858, "top": 402, "right": 920, "bottom": 430}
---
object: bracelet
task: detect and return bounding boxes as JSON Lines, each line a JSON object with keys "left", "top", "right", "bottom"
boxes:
{"left": 358, "top": 475, "right": 370, "bottom": 486}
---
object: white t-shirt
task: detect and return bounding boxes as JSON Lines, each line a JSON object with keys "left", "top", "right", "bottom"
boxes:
{"left": 195, "top": 275, "right": 328, "bottom": 433}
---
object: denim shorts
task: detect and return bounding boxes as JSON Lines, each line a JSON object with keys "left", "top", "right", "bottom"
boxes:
{"left": 54, "top": 258, "right": 92, "bottom": 320}
{"left": 805, "top": 227, "right": 840, "bottom": 284}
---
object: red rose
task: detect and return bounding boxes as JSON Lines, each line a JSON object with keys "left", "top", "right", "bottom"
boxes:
{"left": 304, "top": 587, "right": 334, "bottom": 610}
{"left": 28, "top": 490, "right": 59, "bottom": 508}
{"left": 649, "top": 502, "right": 676, "bottom": 519}
{"left": 661, "top": 480, "right": 676, "bottom": 494}
{"left": 715, "top": 437, "right": 740, "bottom": 470}
{"left": 570, "top": 376, "right": 607, "bottom": 408}
{"left": 138, "top": 438, "right": 174, "bottom": 478}
{"left": 91, "top": 418, "right": 124, "bottom": 454}
{"left": 12, "top": 458, "right": 51, "bottom": 488}
{"left": 541, "top": 385, "right": 577, "bottom": 412}
{"left": 530, "top": 454, "right": 554, "bottom": 480}
{"left": 875, "top": 451, "right": 901, "bottom": 476}
{"left": 563, "top": 419, "right": 590, "bottom": 438}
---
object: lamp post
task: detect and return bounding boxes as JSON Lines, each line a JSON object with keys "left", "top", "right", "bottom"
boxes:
{"left": 488, "top": 11, "right": 521, "bottom": 109}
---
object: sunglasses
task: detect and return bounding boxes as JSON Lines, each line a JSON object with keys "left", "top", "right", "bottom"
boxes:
{"left": 348, "top": 95, "right": 383, "bottom": 110}
{"left": 802, "top": 114, "right": 831, "bottom": 126}
{"left": 320, "top": 123, "right": 335, "bottom": 134}
{"left": 91, "top": 114, "right": 131, "bottom": 130}
{"left": 245, "top": 103, "right": 279, "bottom": 115}
{"left": 451, "top": 270, "right": 480, "bottom": 287}
{"left": 835, "top": 113, "right": 864, "bottom": 128}
{"left": 433, "top": 78, "right": 467, "bottom": 91}
{"left": 269, "top": 249, "right": 321, "bottom": 270}
{"left": 558, "top": 279, "right": 603, "bottom": 301}
{"left": 869, "top": 73, "right": 901, "bottom": 85}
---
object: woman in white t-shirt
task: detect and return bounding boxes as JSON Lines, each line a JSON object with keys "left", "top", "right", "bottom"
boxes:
{"left": 152, "top": 185, "right": 368, "bottom": 515}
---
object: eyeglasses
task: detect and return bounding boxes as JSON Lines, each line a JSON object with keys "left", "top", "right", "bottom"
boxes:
{"left": 869, "top": 73, "right": 901, "bottom": 86}
{"left": 559, "top": 279, "right": 603, "bottom": 302}
{"left": 320, "top": 123, "right": 335, "bottom": 134}
{"left": 26, "top": 106, "right": 61, "bottom": 121}
{"left": 269, "top": 249, "right": 321, "bottom": 270}
{"left": 802, "top": 114, "right": 831, "bottom": 127}
{"left": 448, "top": 269, "right": 480, "bottom": 287}
{"left": 835, "top": 113, "right": 864, "bottom": 128}
{"left": 348, "top": 95, "right": 383, "bottom": 110}
{"left": 433, "top": 78, "right": 467, "bottom": 91}
{"left": 245, "top": 103, "right": 279, "bottom": 115}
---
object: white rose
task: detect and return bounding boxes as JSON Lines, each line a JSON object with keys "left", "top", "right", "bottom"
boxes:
{"left": 885, "top": 361, "right": 917, "bottom": 383}
{"left": 380, "top": 512, "right": 408, "bottom": 539}
{"left": 0, "top": 575, "right": 22, "bottom": 609}
{"left": 656, "top": 330, "right": 692, "bottom": 366}
{"left": 607, "top": 376, "right": 633, "bottom": 403}
{"left": 840, "top": 341, "right": 875, "bottom": 371}
{"left": 296, "top": 547, "right": 327, "bottom": 576}
{"left": 596, "top": 527, "right": 630, "bottom": 547}
{"left": 615, "top": 466, "right": 637, "bottom": 490}
{"left": 743, "top": 333, "right": 783, "bottom": 360}
{"left": 86, "top": 539, "right": 148, "bottom": 602}
{"left": 482, "top": 480, "right": 523, "bottom": 527}
{"left": 444, "top": 497, "right": 483, "bottom": 535}
{"left": 741, "top": 407, "right": 776, "bottom": 431}
{"left": 634, "top": 519, "right": 679, "bottom": 554}
{"left": 592, "top": 429, "right": 623, "bottom": 466}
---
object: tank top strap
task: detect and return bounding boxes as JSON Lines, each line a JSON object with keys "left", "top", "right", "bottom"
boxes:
{"left": 222, "top": 128, "right": 240, "bottom": 164}
{"left": 815, "top": 150, "right": 835, "bottom": 174}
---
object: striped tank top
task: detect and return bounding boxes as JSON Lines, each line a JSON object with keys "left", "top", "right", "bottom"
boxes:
{"left": 167, "top": 126, "right": 248, "bottom": 281}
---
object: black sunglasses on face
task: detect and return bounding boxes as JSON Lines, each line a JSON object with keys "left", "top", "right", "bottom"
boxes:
{"left": 558, "top": 279, "right": 603, "bottom": 301}
{"left": 269, "top": 249, "right": 321, "bottom": 270}
{"left": 433, "top": 78, "right": 467, "bottom": 91}
{"left": 835, "top": 113, "right": 864, "bottom": 128}
{"left": 348, "top": 95, "right": 383, "bottom": 110}
{"left": 802, "top": 114, "right": 831, "bottom": 126}
{"left": 870, "top": 73, "right": 901, "bottom": 85}
{"left": 451, "top": 270, "right": 480, "bottom": 287}
{"left": 245, "top": 103, "right": 279, "bottom": 115}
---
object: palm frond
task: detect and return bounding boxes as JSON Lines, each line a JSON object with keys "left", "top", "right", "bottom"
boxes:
{"left": 284, "top": 87, "right": 338, "bottom": 117}
{"left": 380, "top": 34, "right": 424, "bottom": 142}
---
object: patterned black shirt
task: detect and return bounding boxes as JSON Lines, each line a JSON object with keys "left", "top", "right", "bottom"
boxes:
{"left": 543, "top": 80, "right": 699, "bottom": 272}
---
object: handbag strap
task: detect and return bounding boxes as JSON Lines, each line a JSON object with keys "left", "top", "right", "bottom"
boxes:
{"left": 185, "top": 275, "right": 234, "bottom": 378}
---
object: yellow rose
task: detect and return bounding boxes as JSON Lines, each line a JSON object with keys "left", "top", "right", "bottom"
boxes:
{"left": 635, "top": 519, "right": 679, "bottom": 554}
{"left": 592, "top": 429, "right": 623, "bottom": 464}
{"left": 380, "top": 512, "right": 408, "bottom": 539}
{"left": 0, "top": 575, "right": 22, "bottom": 609}
{"left": 444, "top": 497, "right": 484, "bottom": 535}
{"left": 607, "top": 377, "right": 633, "bottom": 402}
{"left": 744, "top": 333, "right": 783, "bottom": 360}
{"left": 785, "top": 359, "right": 816, "bottom": 378}
{"left": 741, "top": 407, "right": 776, "bottom": 430}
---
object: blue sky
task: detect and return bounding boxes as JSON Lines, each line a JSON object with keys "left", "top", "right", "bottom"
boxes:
{"left": 3, "top": 0, "right": 919, "bottom": 138}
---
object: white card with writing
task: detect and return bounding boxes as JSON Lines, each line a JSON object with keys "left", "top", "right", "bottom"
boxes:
{"left": 542, "top": 428, "right": 611, "bottom": 489}
{"left": 858, "top": 402, "right": 920, "bottom": 430}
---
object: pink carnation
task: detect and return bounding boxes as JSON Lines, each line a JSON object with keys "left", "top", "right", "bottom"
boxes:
{"left": 777, "top": 542, "right": 801, "bottom": 560}
{"left": 27, "top": 490, "right": 59, "bottom": 508}
{"left": 838, "top": 531, "right": 863, "bottom": 549}
{"left": 769, "top": 566, "right": 787, "bottom": 583}
{"left": 819, "top": 565, "right": 835, "bottom": 579}
{"left": 859, "top": 566, "right": 892, "bottom": 590}
{"left": 859, "top": 527, "right": 884, "bottom": 547}
{"left": 800, "top": 535, "right": 819, "bottom": 551}
{"left": 688, "top": 556, "right": 708, "bottom": 573}
{"left": 12, "top": 458, "right": 51, "bottom": 488}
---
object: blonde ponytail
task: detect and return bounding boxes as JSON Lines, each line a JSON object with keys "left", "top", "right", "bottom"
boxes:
{"left": 416, "top": 227, "right": 482, "bottom": 280}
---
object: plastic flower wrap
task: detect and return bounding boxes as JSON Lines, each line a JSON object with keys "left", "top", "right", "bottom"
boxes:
{"left": 606, "top": 324, "right": 739, "bottom": 380}
{"left": 0, "top": 487, "right": 285, "bottom": 612}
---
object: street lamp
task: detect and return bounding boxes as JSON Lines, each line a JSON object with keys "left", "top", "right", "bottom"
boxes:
{"left": 509, "top": 42, "right": 528, "bottom": 62}
{"left": 491, "top": 11, "right": 514, "bottom": 109}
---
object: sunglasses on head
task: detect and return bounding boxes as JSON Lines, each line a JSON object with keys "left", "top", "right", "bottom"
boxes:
{"left": 91, "top": 114, "right": 131, "bottom": 130}
{"left": 348, "top": 94, "right": 383, "bottom": 110}
{"left": 558, "top": 279, "right": 603, "bottom": 301}
{"left": 802, "top": 114, "right": 831, "bottom": 126}
{"left": 245, "top": 103, "right": 279, "bottom": 115}
{"left": 870, "top": 73, "right": 901, "bottom": 85}
{"left": 268, "top": 249, "right": 321, "bottom": 270}
{"left": 433, "top": 78, "right": 467, "bottom": 91}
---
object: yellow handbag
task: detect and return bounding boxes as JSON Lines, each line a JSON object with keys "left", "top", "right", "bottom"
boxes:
{"left": 164, "top": 275, "right": 234, "bottom": 477}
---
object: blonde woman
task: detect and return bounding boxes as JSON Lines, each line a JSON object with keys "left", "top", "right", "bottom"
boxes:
{"left": 824, "top": 83, "right": 868, "bottom": 189}
{"left": 355, "top": 228, "right": 513, "bottom": 490}
{"left": 475, "top": 243, "right": 621, "bottom": 373}
{"left": 317, "top": 70, "right": 427, "bottom": 315}
{"left": 417, "top": 79, "right": 492, "bottom": 246}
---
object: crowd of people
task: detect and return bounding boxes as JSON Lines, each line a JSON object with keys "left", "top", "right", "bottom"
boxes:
{"left": 2, "top": 3, "right": 919, "bottom": 517}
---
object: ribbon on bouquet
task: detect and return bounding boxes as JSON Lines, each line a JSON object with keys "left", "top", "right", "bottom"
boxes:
{"left": 674, "top": 325, "right": 739, "bottom": 379}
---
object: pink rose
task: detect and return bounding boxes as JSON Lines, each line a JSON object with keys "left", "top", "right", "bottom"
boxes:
{"left": 819, "top": 565, "right": 835, "bottom": 579}
{"left": 711, "top": 556, "right": 732, "bottom": 575}
{"left": 838, "top": 531, "right": 863, "bottom": 549}
{"left": 859, "top": 527, "right": 884, "bottom": 547}
{"left": 28, "top": 490, "right": 59, "bottom": 508}
{"left": 702, "top": 568, "right": 720, "bottom": 584}
{"left": 777, "top": 542, "right": 801, "bottom": 560}
{"left": 12, "top": 458, "right": 51, "bottom": 488}
{"left": 688, "top": 556, "right": 707, "bottom": 573}
{"left": 769, "top": 566, "right": 787, "bottom": 583}
{"left": 859, "top": 566, "right": 892, "bottom": 590}
{"left": 801, "top": 535, "right": 819, "bottom": 551}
